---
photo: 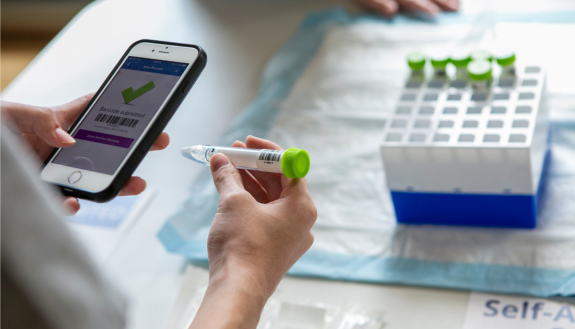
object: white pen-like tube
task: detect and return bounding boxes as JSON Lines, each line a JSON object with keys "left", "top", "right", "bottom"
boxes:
{"left": 181, "top": 145, "right": 311, "bottom": 178}
{"left": 181, "top": 145, "right": 284, "bottom": 173}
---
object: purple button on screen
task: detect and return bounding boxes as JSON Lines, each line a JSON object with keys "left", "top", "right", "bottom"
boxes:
{"left": 74, "top": 129, "right": 134, "bottom": 148}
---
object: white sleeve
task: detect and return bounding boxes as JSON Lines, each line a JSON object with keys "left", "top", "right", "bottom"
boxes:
{"left": 1, "top": 125, "right": 127, "bottom": 329}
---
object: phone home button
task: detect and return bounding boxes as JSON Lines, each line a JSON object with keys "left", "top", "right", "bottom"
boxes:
{"left": 68, "top": 171, "right": 82, "bottom": 184}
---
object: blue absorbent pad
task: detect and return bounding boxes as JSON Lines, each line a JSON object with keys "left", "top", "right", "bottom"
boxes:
{"left": 159, "top": 8, "right": 575, "bottom": 297}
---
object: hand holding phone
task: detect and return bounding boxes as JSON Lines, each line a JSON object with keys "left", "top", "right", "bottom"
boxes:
{"left": 40, "top": 40, "right": 206, "bottom": 202}
{"left": 1, "top": 95, "right": 170, "bottom": 213}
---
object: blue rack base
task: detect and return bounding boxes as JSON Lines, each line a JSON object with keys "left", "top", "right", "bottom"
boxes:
{"left": 390, "top": 150, "right": 550, "bottom": 229}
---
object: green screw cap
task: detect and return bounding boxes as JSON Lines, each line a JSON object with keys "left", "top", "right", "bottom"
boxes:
{"left": 467, "top": 60, "right": 492, "bottom": 81}
{"left": 430, "top": 54, "right": 449, "bottom": 68}
{"left": 494, "top": 51, "right": 516, "bottom": 67}
{"left": 281, "top": 148, "right": 310, "bottom": 179}
{"left": 471, "top": 50, "right": 492, "bottom": 62}
{"left": 407, "top": 51, "right": 426, "bottom": 70}
{"left": 450, "top": 51, "right": 471, "bottom": 67}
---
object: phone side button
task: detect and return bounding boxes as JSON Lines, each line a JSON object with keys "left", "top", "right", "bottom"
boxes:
{"left": 181, "top": 80, "right": 190, "bottom": 93}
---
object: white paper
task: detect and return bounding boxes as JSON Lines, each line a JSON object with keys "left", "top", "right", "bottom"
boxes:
{"left": 67, "top": 189, "right": 156, "bottom": 265}
{"left": 463, "top": 292, "right": 575, "bottom": 329}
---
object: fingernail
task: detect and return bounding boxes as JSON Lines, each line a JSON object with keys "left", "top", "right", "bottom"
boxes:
{"left": 55, "top": 128, "right": 75, "bottom": 144}
{"left": 210, "top": 153, "right": 229, "bottom": 171}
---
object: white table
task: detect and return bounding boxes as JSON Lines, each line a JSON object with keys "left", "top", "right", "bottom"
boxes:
{"left": 8, "top": 0, "right": 567, "bottom": 328}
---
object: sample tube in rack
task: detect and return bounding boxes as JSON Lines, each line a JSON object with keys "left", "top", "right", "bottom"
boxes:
{"left": 494, "top": 50, "right": 516, "bottom": 75}
{"left": 450, "top": 50, "right": 471, "bottom": 78}
{"left": 467, "top": 60, "right": 492, "bottom": 89}
{"left": 182, "top": 145, "right": 310, "bottom": 179}
{"left": 407, "top": 51, "right": 426, "bottom": 77}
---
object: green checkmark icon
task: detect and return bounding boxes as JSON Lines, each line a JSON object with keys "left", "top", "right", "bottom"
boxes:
{"left": 122, "top": 81, "right": 155, "bottom": 104}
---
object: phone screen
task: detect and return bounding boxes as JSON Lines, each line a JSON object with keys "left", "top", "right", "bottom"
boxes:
{"left": 51, "top": 56, "right": 188, "bottom": 175}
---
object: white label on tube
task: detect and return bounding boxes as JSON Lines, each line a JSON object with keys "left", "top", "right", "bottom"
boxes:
{"left": 256, "top": 150, "right": 283, "bottom": 173}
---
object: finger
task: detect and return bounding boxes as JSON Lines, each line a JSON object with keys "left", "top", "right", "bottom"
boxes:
{"left": 238, "top": 169, "right": 270, "bottom": 203}
{"left": 150, "top": 132, "right": 170, "bottom": 151}
{"left": 63, "top": 197, "right": 81, "bottom": 215}
{"left": 431, "top": 0, "right": 458, "bottom": 11}
{"left": 52, "top": 93, "right": 95, "bottom": 130}
{"left": 244, "top": 136, "right": 284, "bottom": 198}
{"left": 210, "top": 153, "right": 246, "bottom": 198}
{"left": 354, "top": 0, "right": 399, "bottom": 16}
{"left": 2, "top": 101, "right": 76, "bottom": 148}
{"left": 398, "top": 0, "right": 440, "bottom": 15}
{"left": 231, "top": 140, "right": 247, "bottom": 148}
{"left": 230, "top": 140, "right": 270, "bottom": 203}
{"left": 118, "top": 176, "right": 147, "bottom": 196}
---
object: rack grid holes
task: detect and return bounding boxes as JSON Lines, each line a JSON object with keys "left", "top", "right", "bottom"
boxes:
{"left": 487, "top": 120, "right": 504, "bottom": 128}
{"left": 414, "top": 119, "right": 431, "bottom": 129}
{"left": 467, "top": 106, "right": 482, "bottom": 114}
{"left": 433, "top": 134, "right": 450, "bottom": 142}
{"left": 463, "top": 120, "right": 479, "bottom": 128}
{"left": 419, "top": 106, "right": 434, "bottom": 115}
{"left": 491, "top": 106, "right": 506, "bottom": 114}
{"left": 458, "top": 134, "right": 475, "bottom": 142}
{"left": 512, "top": 120, "right": 529, "bottom": 128}
{"left": 515, "top": 106, "right": 532, "bottom": 114}
{"left": 409, "top": 133, "right": 426, "bottom": 143}
{"left": 483, "top": 134, "right": 500, "bottom": 143}
{"left": 396, "top": 106, "right": 412, "bottom": 115}
{"left": 385, "top": 133, "right": 403, "bottom": 142}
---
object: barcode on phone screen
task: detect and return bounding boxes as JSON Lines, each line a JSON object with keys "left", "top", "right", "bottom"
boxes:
{"left": 259, "top": 150, "right": 282, "bottom": 162}
{"left": 94, "top": 114, "right": 139, "bottom": 128}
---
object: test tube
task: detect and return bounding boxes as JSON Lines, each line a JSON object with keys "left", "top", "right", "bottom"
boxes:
{"left": 494, "top": 50, "right": 516, "bottom": 75}
{"left": 181, "top": 145, "right": 310, "bottom": 179}
{"left": 471, "top": 50, "right": 492, "bottom": 63}
{"left": 450, "top": 50, "right": 471, "bottom": 78}
{"left": 430, "top": 53, "right": 449, "bottom": 76}
{"left": 467, "top": 60, "right": 492, "bottom": 89}
{"left": 407, "top": 51, "right": 426, "bottom": 77}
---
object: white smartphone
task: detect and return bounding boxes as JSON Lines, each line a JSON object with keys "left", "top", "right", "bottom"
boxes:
{"left": 41, "top": 40, "right": 206, "bottom": 202}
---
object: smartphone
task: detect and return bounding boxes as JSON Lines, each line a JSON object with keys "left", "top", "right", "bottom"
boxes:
{"left": 41, "top": 40, "right": 206, "bottom": 202}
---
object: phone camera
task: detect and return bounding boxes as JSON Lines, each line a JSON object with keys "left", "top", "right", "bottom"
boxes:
{"left": 166, "top": 46, "right": 168, "bottom": 49}
{"left": 152, "top": 50, "right": 155, "bottom": 52}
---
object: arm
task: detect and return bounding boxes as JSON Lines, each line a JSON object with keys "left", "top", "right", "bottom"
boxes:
{"left": 189, "top": 136, "right": 317, "bottom": 329}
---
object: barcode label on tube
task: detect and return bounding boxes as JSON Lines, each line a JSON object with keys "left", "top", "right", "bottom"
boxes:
{"left": 94, "top": 114, "right": 139, "bottom": 128}
{"left": 259, "top": 150, "right": 282, "bottom": 163}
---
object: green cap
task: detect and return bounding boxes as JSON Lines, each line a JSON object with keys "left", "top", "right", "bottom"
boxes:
{"left": 450, "top": 51, "right": 471, "bottom": 67}
{"left": 467, "top": 60, "right": 492, "bottom": 81}
{"left": 281, "top": 148, "right": 310, "bottom": 179}
{"left": 430, "top": 54, "right": 449, "bottom": 68}
{"left": 471, "top": 50, "right": 492, "bottom": 62}
{"left": 494, "top": 51, "right": 516, "bottom": 67}
{"left": 407, "top": 51, "right": 426, "bottom": 70}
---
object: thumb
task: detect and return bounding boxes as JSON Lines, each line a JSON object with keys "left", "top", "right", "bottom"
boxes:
{"left": 2, "top": 101, "right": 75, "bottom": 148}
{"left": 52, "top": 93, "right": 94, "bottom": 129}
{"left": 210, "top": 154, "right": 245, "bottom": 197}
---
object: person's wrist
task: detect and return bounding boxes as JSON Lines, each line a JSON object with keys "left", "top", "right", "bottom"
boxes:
{"left": 192, "top": 259, "right": 270, "bottom": 328}
{"left": 209, "top": 256, "right": 272, "bottom": 300}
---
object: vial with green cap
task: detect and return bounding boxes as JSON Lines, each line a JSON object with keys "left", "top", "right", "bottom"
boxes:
{"left": 467, "top": 60, "right": 492, "bottom": 89}
{"left": 471, "top": 50, "right": 492, "bottom": 63}
{"left": 494, "top": 50, "right": 516, "bottom": 75}
{"left": 450, "top": 50, "right": 471, "bottom": 78}
{"left": 407, "top": 51, "right": 426, "bottom": 77}
{"left": 429, "top": 53, "right": 449, "bottom": 76}
{"left": 181, "top": 145, "right": 310, "bottom": 179}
